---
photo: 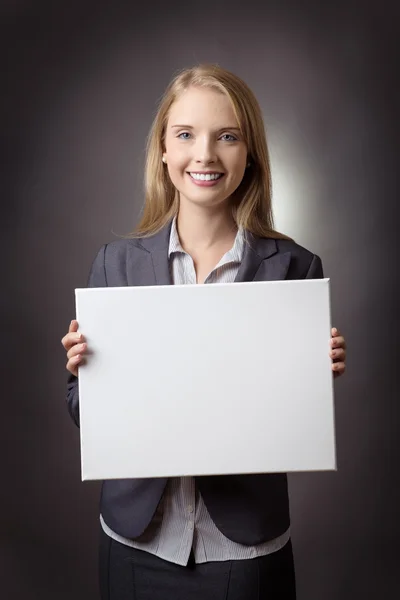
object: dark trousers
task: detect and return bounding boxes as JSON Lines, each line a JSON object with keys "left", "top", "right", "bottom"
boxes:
{"left": 99, "top": 527, "right": 296, "bottom": 600}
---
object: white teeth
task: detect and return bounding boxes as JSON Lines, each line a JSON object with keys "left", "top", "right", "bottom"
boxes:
{"left": 190, "top": 173, "right": 223, "bottom": 181}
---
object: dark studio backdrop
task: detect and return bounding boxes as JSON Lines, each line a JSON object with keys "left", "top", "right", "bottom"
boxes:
{"left": 2, "top": 1, "right": 399, "bottom": 598}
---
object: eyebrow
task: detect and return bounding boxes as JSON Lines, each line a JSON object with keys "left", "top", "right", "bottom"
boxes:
{"left": 170, "top": 124, "right": 241, "bottom": 131}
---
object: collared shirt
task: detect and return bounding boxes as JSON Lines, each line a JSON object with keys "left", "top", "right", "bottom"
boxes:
{"left": 100, "top": 218, "right": 290, "bottom": 565}
{"left": 168, "top": 217, "right": 245, "bottom": 284}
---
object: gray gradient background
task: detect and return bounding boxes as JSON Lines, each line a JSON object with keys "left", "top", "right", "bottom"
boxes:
{"left": 2, "top": 1, "right": 399, "bottom": 599}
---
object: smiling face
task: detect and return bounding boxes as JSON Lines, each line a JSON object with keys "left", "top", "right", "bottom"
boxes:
{"left": 163, "top": 86, "right": 248, "bottom": 211}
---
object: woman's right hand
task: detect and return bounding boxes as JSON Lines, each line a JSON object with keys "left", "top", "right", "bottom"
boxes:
{"left": 61, "top": 319, "right": 87, "bottom": 377}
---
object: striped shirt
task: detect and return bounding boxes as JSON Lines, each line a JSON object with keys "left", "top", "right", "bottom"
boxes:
{"left": 100, "top": 218, "right": 290, "bottom": 565}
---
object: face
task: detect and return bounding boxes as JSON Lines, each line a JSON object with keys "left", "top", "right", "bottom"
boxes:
{"left": 163, "top": 86, "right": 248, "bottom": 210}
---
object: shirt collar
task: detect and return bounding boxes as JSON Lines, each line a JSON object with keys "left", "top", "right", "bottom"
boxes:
{"left": 168, "top": 217, "right": 245, "bottom": 263}
{"left": 168, "top": 217, "right": 184, "bottom": 257}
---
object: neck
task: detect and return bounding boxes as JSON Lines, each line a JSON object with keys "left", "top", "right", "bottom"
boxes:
{"left": 176, "top": 202, "right": 237, "bottom": 253}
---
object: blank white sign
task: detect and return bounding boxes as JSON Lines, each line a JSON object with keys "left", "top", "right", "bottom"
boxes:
{"left": 75, "top": 279, "right": 336, "bottom": 480}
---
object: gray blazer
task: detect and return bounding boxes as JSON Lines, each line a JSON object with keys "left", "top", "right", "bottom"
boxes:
{"left": 66, "top": 221, "right": 324, "bottom": 545}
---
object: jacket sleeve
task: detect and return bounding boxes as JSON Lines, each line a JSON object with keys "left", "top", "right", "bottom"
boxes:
{"left": 66, "top": 244, "right": 108, "bottom": 427}
{"left": 305, "top": 253, "right": 324, "bottom": 279}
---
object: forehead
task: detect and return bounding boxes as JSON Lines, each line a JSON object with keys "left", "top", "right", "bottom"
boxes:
{"left": 167, "top": 86, "right": 239, "bottom": 127}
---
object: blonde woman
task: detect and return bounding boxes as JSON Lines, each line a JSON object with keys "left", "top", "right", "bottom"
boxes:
{"left": 62, "top": 64, "right": 346, "bottom": 600}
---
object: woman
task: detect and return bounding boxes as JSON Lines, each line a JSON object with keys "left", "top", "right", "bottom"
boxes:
{"left": 62, "top": 64, "right": 346, "bottom": 600}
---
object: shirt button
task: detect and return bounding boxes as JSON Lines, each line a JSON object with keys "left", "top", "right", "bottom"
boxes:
{"left": 188, "top": 521, "right": 194, "bottom": 530}
{"left": 188, "top": 505, "right": 194, "bottom": 514}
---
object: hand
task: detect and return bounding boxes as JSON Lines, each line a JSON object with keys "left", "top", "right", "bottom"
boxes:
{"left": 61, "top": 320, "right": 87, "bottom": 377}
{"left": 330, "top": 327, "right": 346, "bottom": 378}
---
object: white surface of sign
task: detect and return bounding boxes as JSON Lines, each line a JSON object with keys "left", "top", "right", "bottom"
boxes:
{"left": 75, "top": 279, "right": 336, "bottom": 480}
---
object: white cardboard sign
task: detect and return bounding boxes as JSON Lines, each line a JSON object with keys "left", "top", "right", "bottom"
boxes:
{"left": 75, "top": 279, "right": 336, "bottom": 480}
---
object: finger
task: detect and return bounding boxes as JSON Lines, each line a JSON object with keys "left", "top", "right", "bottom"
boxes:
{"left": 331, "top": 335, "right": 345, "bottom": 349}
{"left": 69, "top": 320, "right": 79, "bottom": 334}
{"left": 332, "top": 362, "right": 345, "bottom": 377}
{"left": 67, "top": 342, "right": 87, "bottom": 361}
{"left": 330, "top": 347, "right": 346, "bottom": 361}
{"left": 331, "top": 327, "right": 340, "bottom": 337}
{"left": 61, "top": 332, "right": 84, "bottom": 350}
{"left": 61, "top": 327, "right": 85, "bottom": 350}
{"left": 67, "top": 354, "right": 82, "bottom": 377}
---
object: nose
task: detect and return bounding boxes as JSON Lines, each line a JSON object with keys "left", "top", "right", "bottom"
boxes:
{"left": 195, "top": 136, "right": 217, "bottom": 164}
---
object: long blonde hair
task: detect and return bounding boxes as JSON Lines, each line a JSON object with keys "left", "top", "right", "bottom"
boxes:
{"left": 133, "top": 64, "right": 290, "bottom": 240}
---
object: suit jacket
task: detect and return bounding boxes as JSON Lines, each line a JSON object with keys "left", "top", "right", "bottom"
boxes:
{"left": 66, "top": 222, "right": 324, "bottom": 545}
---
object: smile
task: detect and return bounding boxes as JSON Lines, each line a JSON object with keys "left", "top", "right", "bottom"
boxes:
{"left": 188, "top": 172, "right": 225, "bottom": 187}
{"left": 189, "top": 172, "right": 224, "bottom": 181}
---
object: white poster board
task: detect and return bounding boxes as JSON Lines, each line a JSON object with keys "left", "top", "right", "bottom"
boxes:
{"left": 75, "top": 279, "right": 336, "bottom": 480}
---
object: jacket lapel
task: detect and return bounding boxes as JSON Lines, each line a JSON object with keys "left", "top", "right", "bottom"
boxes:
{"left": 235, "top": 234, "right": 291, "bottom": 282}
{"left": 151, "top": 248, "right": 172, "bottom": 286}
{"left": 128, "top": 221, "right": 173, "bottom": 286}
{"left": 129, "top": 224, "right": 291, "bottom": 285}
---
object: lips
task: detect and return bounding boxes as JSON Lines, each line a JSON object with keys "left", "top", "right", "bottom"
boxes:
{"left": 187, "top": 172, "right": 225, "bottom": 187}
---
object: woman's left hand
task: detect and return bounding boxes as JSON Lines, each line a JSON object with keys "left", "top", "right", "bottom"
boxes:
{"left": 330, "top": 327, "right": 346, "bottom": 377}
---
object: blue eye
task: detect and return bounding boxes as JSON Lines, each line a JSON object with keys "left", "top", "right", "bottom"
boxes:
{"left": 178, "top": 132, "right": 191, "bottom": 139}
{"left": 220, "top": 134, "right": 237, "bottom": 142}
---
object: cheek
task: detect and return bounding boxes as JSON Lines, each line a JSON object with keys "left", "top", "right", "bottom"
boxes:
{"left": 166, "top": 147, "right": 188, "bottom": 172}
{"left": 229, "top": 160, "right": 247, "bottom": 183}
{"left": 166, "top": 161, "right": 187, "bottom": 189}
{"left": 226, "top": 150, "right": 247, "bottom": 176}
{"left": 167, "top": 162, "right": 187, "bottom": 183}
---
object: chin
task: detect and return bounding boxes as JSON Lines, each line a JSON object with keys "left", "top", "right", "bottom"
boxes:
{"left": 182, "top": 195, "right": 230, "bottom": 210}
